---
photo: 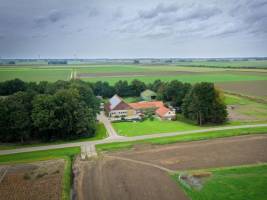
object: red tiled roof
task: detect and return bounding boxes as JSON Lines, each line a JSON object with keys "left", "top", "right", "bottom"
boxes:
{"left": 129, "top": 101, "right": 164, "bottom": 109}
{"left": 155, "top": 106, "right": 171, "bottom": 117}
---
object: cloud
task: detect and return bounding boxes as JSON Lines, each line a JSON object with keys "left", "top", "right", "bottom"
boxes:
{"left": 138, "top": 3, "right": 179, "bottom": 19}
{"left": 116, "top": 2, "right": 223, "bottom": 40}
{"left": 112, "top": 7, "right": 123, "bottom": 19}
{"left": 33, "top": 9, "right": 66, "bottom": 27}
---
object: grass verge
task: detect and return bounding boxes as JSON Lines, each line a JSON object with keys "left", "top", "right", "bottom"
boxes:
{"left": 173, "top": 163, "right": 267, "bottom": 200}
{"left": 0, "top": 147, "right": 80, "bottom": 200}
{"left": 96, "top": 126, "right": 267, "bottom": 152}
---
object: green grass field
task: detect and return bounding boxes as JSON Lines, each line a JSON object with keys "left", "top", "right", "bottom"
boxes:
{"left": 224, "top": 94, "right": 267, "bottom": 121}
{"left": 96, "top": 126, "right": 267, "bottom": 152}
{"left": 0, "top": 123, "right": 107, "bottom": 150}
{"left": 1, "top": 64, "right": 267, "bottom": 83}
{"left": 0, "top": 67, "right": 71, "bottom": 82}
{"left": 113, "top": 119, "right": 202, "bottom": 136}
{"left": 176, "top": 164, "right": 267, "bottom": 200}
{"left": 81, "top": 73, "right": 267, "bottom": 84}
{"left": 174, "top": 60, "right": 267, "bottom": 68}
{"left": 0, "top": 147, "right": 80, "bottom": 200}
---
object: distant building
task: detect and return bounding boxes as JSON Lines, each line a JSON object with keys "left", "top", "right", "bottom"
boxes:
{"left": 141, "top": 89, "right": 157, "bottom": 101}
{"left": 105, "top": 94, "right": 137, "bottom": 119}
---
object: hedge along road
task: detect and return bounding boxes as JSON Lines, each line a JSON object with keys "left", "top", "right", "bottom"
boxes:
{"left": 1, "top": 122, "right": 267, "bottom": 156}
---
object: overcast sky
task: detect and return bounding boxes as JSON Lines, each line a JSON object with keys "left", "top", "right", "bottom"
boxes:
{"left": 0, "top": 0, "right": 266, "bottom": 58}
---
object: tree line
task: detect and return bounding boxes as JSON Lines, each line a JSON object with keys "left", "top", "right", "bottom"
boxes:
{"left": 89, "top": 79, "right": 227, "bottom": 125}
{"left": 0, "top": 79, "right": 99, "bottom": 143}
{"left": 0, "top": 78, "right": 227, "bottom": 143}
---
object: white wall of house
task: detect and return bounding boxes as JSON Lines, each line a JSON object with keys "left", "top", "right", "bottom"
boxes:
{"left": 109, "top": 109, "right": 136, "bottom": 118}
{"left": 163, "top": 111, "right": 176, "bottom": 120}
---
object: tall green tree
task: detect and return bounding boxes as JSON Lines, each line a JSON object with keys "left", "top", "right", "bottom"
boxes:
{"left": 182, "top": 82, "right": 227, "bottom": 125}
{"left": 32, "top": 88, "right": 96, "bottom": 140}
{"left": 130, "top": 79, "right": 146, "bottom": 96}
{"left": 0, "top": 91, "right": 33, "bottom": 142}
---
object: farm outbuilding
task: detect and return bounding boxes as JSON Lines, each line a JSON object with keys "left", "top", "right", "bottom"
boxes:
{"left": 141, "top": 89, "right": 157, "bottom": 101}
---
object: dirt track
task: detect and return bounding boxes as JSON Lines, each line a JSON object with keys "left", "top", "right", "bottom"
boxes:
{"left": 74, "top": 134, "right": 267, "bottom": 200}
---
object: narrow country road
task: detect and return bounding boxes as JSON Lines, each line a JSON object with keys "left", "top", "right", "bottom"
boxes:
{"left": 0, "top": 123, "right": 267, "bottom": 156}
{"left": 97, "top": 111, "right": 123, "bottom": 139}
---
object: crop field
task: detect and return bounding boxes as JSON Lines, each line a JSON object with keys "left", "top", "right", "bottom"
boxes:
{"left": 0, "top": 64, "right": 267, "bottom": 84}
{"left": 217, "top": 80, "right": 267, "bottom": 99}
{"left": 75, "top": 134, "right": 267, "bottom": 200}
{"left": 0, "top": 159, "right": 65, "bottom": 200}
{"left": 173, "top": 60, "right": 267, "bottom": 68}
{"left": 225, "top": 94, "right": 267, "bottom": 121}
{"left": 0, "top": 67, "right": 71, "bottom": 82}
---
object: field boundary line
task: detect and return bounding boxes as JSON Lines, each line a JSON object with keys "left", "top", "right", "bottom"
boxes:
{"left": 106, "top": 155, "right": 176, "bottom": 173}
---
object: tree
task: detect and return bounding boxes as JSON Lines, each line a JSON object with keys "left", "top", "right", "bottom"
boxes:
{"left": 114, "top": 80, "right": 131, "bottom": 97}
{"left": 93, "top": 81, "right": 115, "bottom": 98}
{"left": 0, "top": 79, "right": 26, "bottom": 95}
{"left": 157, "top": 80, "right": 191, "bottom": 107}
{"left": 0, "top": 91, "right": 33, "bottom": 142}
{"left": 32, "top": 88, "right": 96, "bottom": 140}
{"left": 70, "top": 80, "right": 100, "bottom": 115}
{"left": 149, "top": 79, "right": 164, "bottom": 93}
{"left": 182, "top": 82, "right": 227, "bottom": 125}
{"left": 130, "top": 79, "right": 146, "bottom": 96}
{"left": 133, "top": 59, "right": 140, "bottom": 64}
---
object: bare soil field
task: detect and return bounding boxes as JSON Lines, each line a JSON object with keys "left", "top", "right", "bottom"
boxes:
{"left": 216, "top": 80, "right": 267, "bottom": 98}
{"left": 73, "top": 156, "right": 188, "bottom": 200}
{"left": 109, "top": 134, "right": 267, "bottom": 171}
{"left": 74, "top": 134, "right": 267, "bottom": 200}
{"left": 0, "top": 159, "right": 65, "bottom": 200}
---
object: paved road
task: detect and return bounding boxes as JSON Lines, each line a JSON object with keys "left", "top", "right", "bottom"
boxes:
{"left": 97, "top": 112, "right": 124, "bottom": 139}
{"left": 0, "top": 123, "right": 267, "bottom": 156}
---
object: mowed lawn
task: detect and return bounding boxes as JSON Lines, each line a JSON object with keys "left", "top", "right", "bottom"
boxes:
{"left": 177, "top": 164, "right": 267, "bottom": 200}
{"left": 113, "top": 119, "right": 201, "bottom": 136}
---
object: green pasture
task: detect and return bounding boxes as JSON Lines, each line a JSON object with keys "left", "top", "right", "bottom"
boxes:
{"left": 176, "top": 164, "right": 267, "bottom": 200}
{"left": 81, "top": 73, "right": 267, "bottom": 84}
{"left": 0, "top": 67, "right": 71, "bottom": 82}
{"left": 224, "top": 94, "right": 267, "bottom": 121}
{"left": 1, "top": 64, "right": 267, "bottom": 83}
{"left": 174, "top": 60, "right": 267, "bottom": 68}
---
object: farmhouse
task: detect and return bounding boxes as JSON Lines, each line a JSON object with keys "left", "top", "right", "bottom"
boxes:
{"left": 105, "top": 94, "right": 175, "bottom": 120}
{"left": 129, "top": 101, "right": 176, "bottom": 120}
{"left": 104, "top": 94, "right": 137, "bottom": 119}
{"left": 141, "top": 89, "right": 157, "bottom": 101}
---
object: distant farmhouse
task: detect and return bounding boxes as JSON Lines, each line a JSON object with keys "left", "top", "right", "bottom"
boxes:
{"left": 141, "top": 89, "right": 157, "bottom": 101}
{"left": 105, "top": 93, "right": 175, "bottom": 121}
{"left": 104, "top": 95, "right": 138, "bottom": 120}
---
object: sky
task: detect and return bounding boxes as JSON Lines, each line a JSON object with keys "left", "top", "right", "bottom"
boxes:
{"left": 0, "top": 0, "right": 266, "bottom": 58}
